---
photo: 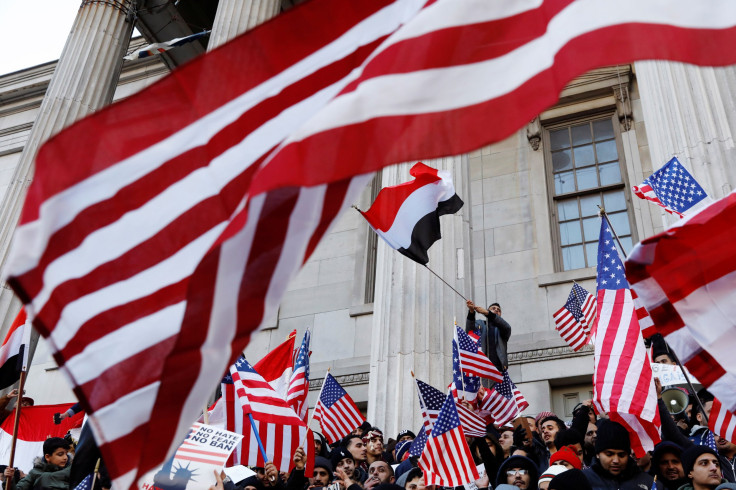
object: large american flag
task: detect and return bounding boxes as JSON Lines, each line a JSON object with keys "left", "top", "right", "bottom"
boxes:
{"left": 592, "top": 218, "right": 660, "bottom": 457}
{"left": 632, "top": 157, "right": 710, "bottom": 218}
{"left": 626, "top": 191, "right": 736, "bottom": 414}
{"left": 418, "top": 391, "right": 479, "bottom": 487}
{"left": 455, "top": 325, "right": 503, "bottom": 382}
{"left": 479, "top": 370, "right": 528, "bottom": 427}
{"left": 6, "top": 1, "right": 736, "bottom": 487}
{"left": 553, "top": 283, "right": 595, "bottom": 351}
{"left": 709, "top": 398, "right": 736, "bottom": 445}
{"left": 313, "top": 373, "right": 364, "bottom": 444}
{"left": 287, "top": 330, "right": 310, "bottom": 421}
{"left": 224, "top": 357, "right": 313, "bottom": 473}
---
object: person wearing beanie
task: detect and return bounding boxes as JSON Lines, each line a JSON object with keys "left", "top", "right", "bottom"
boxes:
{"left": 651, "top": 441, "right": 687, "bottom": 490}
{"left": 496, "top": 455, "right": 539, "bottom": 490}
{"left": 331, "top": 446, "right": 368, "bottom": 484}
{"left": 553, "top": 429, "right": 585, "bottom": 467}
{"left": 679, "top": 445, "right": 725, "bottom": 490}
{"left": 396, "top": 430, "right": 415, "bottom": 444}
{"left": 550, "top": 446, "right": 582, "bottom": 470}
{"left": 549, "top": 468, "right": 593, "bottom": 490}
{"left": 538, "top": 465, "right": 567, "bottom": 490}
{"left": 394, "top": 440, "right": 412, "bottom": 464}
{"left": 312, "top": 456, "right": 333, "bottom": 487}
{"left": 583, "top": 420, "right": 661, "bottom": 489}
{"left": 651, "top": 333, "right": 675, "bottom": 365}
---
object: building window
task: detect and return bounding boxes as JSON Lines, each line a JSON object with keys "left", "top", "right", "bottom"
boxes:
{"left": 546, "top": 115, "right": 635, "bottom": 271}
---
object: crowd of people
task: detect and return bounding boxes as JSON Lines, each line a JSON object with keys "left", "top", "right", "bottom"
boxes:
{"left": 3, "top": 302, "right": 736, "bottom": 490}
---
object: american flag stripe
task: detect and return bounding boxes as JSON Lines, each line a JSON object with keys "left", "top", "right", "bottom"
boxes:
{"left": 7, "top": 1, "right": 736, "bottom": 487}
{"left": 455, "top": 402, "right": 486, "bottom": 438}
{"left": 632, "top": 183, "right": 683, "bottom": 217}
{"left": 454, "top": 326, "right": 502, "bottom": 382}
{"left": 709, "top": 398, "right": 736, "bottom": 445}
{"left": 553, "top": 308, "right": 590, "bottom": 351}
{"left": 314, "top": 397, "right": 363, "bottom": 444}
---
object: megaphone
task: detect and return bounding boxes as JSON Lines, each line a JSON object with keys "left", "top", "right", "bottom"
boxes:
{"left": 662, "top": 387, "right": 690, "bottom": 415}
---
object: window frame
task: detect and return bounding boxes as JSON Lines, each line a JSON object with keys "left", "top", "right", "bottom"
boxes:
{"left": 543, "top": 112, "right": 638, "bottom": 272}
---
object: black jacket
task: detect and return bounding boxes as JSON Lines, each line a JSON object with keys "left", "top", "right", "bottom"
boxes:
{"left": 466, "top": 310, "right": 511, "bottom": 373}
{"left": 583, "top": 459, "right": 662, "bottom": 490}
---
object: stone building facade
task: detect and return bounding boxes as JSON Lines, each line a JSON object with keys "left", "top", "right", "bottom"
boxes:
{"left": 1, "top": 0, "right": 735, "bottom": 438}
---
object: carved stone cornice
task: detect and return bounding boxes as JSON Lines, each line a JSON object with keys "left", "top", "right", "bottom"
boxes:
{"left": 526, "top": 117, "right": 541, "bottom": 151}
{"left": 613, "top": 85, "right": 633, "bottom": 131}
{"left": 508, "top": 344, "right": 593, "bottom": 364}
{"left": 309, "top": 372, "right": 370, "bottom": 390}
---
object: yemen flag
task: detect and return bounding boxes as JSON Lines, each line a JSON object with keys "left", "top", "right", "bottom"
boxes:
{"left": 0, "top": 403, "right": 84, "bottom": 472}
{"left": 0, "top": 309, "right": 30, "bottom": 389}
{"left": 361, "top": 162, "right": 463, "bottom": 265}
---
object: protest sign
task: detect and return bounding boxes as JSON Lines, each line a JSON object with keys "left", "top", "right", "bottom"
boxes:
{"left": 651, "top": 363, "right": 700, "bottom": 386}
{"left": 139, "top": 423, "right": 243, "bottom": 490}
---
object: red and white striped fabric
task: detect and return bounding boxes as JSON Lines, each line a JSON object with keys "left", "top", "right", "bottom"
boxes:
{"left": 455, "top": 399, "right": 487, "bottom": 437}
{"left": 632, "top": 183, "right": 683, "bottom": 218}
{"left": 224, "top": 358, "right": 313, "bottom": 473}
{"left": 455, "top": 325, "right": 502, "bottom": 382}
{"left": 709, "top": 398, "right": 736, "bottom": 445}
{"left": 7, "top": 0, "right": 736, "bottom": 487}
{"left": 631, "top": 289, "right": 655, "bottom": 339}
{"left": 419, "top": 392, "right": 479, "bottom": 487}
{"left": 479, "top": 370, "right": 528, "bottom": 427}
{"left": 626, "top": 191, "right": 736, "bottom": 413}
{"left": 287, "top": 330, "right": 310, "bottom": 421}
{"left": 253, "top": 331, "right": 296, "bottom": 398}
{"left": 593, "top": 219, "right": 660, "bottom": 457}
{"left": 313, "top": 373, "right": 364, "bottom": 444}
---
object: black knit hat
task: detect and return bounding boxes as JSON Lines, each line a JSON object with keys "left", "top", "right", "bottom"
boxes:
{"left": 681, "top": 445, "right": 719, "bottom": 476}
{"left": 314, "top": 456, "right": 333, "bottom": 481}
{"left": 594, "top": 420, "right": 630, "bottom": 454}
{"left": 331, "top": 447, "right": 354, "bottom": 469}
{"left": 396, "top": 429, "right": 416, "bottom": 441}
{"left": 650, "top": 334, "right": 671, "bottom": 361}
{"left": 549, "top": 469, "right": 592, "bottom": 490}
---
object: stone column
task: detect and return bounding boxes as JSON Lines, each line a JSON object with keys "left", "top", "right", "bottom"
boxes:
{"left": 0, "top": 0, "right": 136, "bottom": 326}
{"left": 367, "top": 156, "right": 473, "bottom": 436}
{"left": 635, "top": 62, "right": 736, "bottom": 204}
{"left": 207, "top": 0, "right": 282, "bottom": 50}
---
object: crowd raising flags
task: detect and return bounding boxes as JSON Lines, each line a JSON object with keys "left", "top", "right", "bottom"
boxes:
{"left": 7, "top": 0, "right": 736, "bottom": 485}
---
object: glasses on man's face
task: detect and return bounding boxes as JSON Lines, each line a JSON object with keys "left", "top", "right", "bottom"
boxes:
{"left": 506, "top": 469, "right": 528, "bottom": 476}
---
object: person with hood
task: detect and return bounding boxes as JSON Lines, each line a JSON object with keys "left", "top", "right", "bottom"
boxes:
{"left": 466, "top": 300, "right": 512, "bottom": 373}
{"left": 314, "top": 432, "right": 330, "bottom": 458}
{"left": 678, "top": 445, "right": 726, "bottom": 490}
{"left": 651, "top": 442, "right": 688, "bottom": 490}
{"left": 16, "top": 437, "right": 71, "bottom": 490}
{"left": 582, "top": 419, "right": 662, "bottom": 489}
{"left": 496, "top": 455, "right": 539, "bottom": 490}
{"left": 311, "top": 457, "right": 333, "bottom": 488}
{"left": 549, "top": 468, "right": 592, "bottom": 490}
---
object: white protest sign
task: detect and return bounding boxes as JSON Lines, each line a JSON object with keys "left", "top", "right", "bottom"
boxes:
{"left": 651, "top": 363, "right": 699, "bottom": 386}
{"left": 223, "top": 465, "right": 255, "bottom": 484}
{"left": 139, "top": 423, "right": 243, "bottom": 490}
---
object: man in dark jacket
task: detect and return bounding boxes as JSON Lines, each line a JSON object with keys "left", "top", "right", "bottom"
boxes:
{"left": 651, "top": 441, "right": 687, "bottom": 490}
{"left": 582, "top": 420, "right": 661, "bottom": 489}
{"left": 496, "top": 455, "right": 539, "bottom": 490}
{"left": 466, "top": 300, "right": 511, "bottom": 373}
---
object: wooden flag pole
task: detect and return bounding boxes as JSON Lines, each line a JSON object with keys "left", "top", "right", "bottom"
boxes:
{"left": 351, "top": 206, "right": 468, "bottom": 302}
{"left": 8, "top": 370, "right": 27, "bottom": 471}
{"left": 90, "top": 458, "right": 101, "bottom": 490}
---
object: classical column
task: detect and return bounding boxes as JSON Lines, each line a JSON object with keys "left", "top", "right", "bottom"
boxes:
{"left": 635, "top": 62, "right": 736, "bottom": 201}
{"left": 368, "top": 156, "right": 473, "bottom": 436}
{"left": 0, "top": 0, "right": 136, "bottom": 329}
{"left": 208, "top": 0, "right": 282, "bottom": 50}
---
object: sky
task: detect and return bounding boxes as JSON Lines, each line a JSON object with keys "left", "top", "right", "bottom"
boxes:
{"left": 0, "top": 0, "right": 89, "bottom": 76}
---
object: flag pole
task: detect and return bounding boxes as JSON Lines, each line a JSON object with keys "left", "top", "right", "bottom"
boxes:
{"left": 597, "top": 206, "right": 628, "bottom": 258}
{"left": 7, "top": 369, "right": 27, "bottom": 472}
{"left": 350, "top": 206, "right": 468, "bottom": 302}
{"left": 411, "top": 370, "right": 431, "bottom": 428}
{"left": 598, "top": 207, "right": 709, "bottom": 423}
{"left": 90, "top": 458, "right": 101, "bottom": 490}
{"left": 247, "top": 412, "right": 273, "bottom": 477}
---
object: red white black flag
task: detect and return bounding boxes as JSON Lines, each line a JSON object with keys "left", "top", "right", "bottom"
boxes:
{"left": 0, "top": 308, "right": 30, "bottom": 390}
{"left": 360, "top": 162, "right": 462, "bottom": 265}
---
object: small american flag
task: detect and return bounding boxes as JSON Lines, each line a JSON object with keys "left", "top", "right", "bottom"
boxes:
{"left": 632, "top": 157, "right": 710, "bottom": 217}
{"left": 416, "top": 379, "right": 445, "bottom": 433}
{"left": 287, "top": 330, "right": 310, "bottom": 421}
{"left": 418, "top": 392, "right": 479, "bottom": 487}
{"left": 454, "top": 396, "right": 487, "bottom": 437}
{"left": 73, "top": 474, "right": 93, "bottom": 490}
{"left": 479, "top": 370, "right": 528, "bottom": 427}
{"left": 454, "top": 326, "right": 502, "bottom": 382}
{"left": 553, "top": 283, "right": 595, "bottom": 351}
{"left": 314, "top": 373, "right": 364, "bottom": 444}
{"left": 709, "top": 398, "right": 736, "bottom": 445}
{"left": 452, "top": 340, "right": 481, "bottom": 402}
{"left": 225, "top": 357, "right": 314, "bottom": 472}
